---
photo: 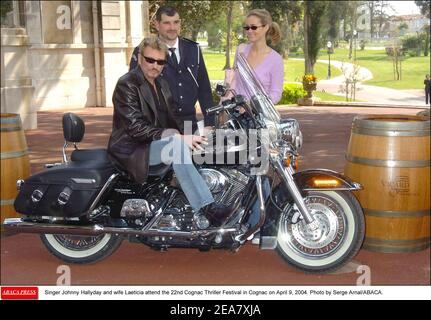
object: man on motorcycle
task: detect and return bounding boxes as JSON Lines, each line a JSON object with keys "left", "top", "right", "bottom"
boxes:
{"left": 107, "top": 37, "right": 232, "bottom": 226}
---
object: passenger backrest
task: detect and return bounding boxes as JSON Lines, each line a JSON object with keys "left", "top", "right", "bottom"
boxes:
{"left": 63, "top": 112, "right": 85, "bottom": 143}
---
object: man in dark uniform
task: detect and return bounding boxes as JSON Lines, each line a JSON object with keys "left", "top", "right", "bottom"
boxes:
{"left": 129, "top": 6, "right": 214, "bottom": 134}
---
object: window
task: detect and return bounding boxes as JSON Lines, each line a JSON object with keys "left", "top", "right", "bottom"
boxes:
{"left": 0, "top": 1, "right": 14, "bottom": 26}
{"left": 1, "top": 0, "right": 25, "bottom": 27}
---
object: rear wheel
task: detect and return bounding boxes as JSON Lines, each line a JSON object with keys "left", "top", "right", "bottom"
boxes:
{"left": 40, "top": 233, "right": 123, "bottom": 264}
{"left": 276, "top": 190, "right": 364, "bottom": 273}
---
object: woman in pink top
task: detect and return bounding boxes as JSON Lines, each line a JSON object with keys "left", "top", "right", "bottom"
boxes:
{"left": 225, "top": 9, "right": 284, "bottom": 104}
{"left": 224, "top": 10, "right": 284, "bottom": 239}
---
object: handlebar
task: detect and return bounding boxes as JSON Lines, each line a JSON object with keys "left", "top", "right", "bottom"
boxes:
{"left": 207, "top": 102, "right": 235, "bottom": 114}
{"left": 207, "top": 95, "right": 247, "bottom": 115}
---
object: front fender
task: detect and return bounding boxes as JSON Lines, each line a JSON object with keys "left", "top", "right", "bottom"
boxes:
{"left": 261, "top": 169, "right": 362, "bottom": 242}
{"left": 293, "top": 169, "right": 362, "bottom": 191}
{"left": 261, "top": 169, "right": 362, "bottom": 249}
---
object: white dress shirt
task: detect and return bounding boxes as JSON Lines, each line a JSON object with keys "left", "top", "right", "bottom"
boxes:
{"left": 168, "top": 38, "right": 181, "bottom": 64}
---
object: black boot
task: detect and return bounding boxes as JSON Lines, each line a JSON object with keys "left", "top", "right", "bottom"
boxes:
{"left": 203, "top": 203, "right": 233, "bottom": 227}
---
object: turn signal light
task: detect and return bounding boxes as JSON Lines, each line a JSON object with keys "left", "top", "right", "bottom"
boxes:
{"left": 284, "top": 157, "right": 299, "bottom": 169}
{"left": 312, "top": 179, "right": 340, "bottom": 188}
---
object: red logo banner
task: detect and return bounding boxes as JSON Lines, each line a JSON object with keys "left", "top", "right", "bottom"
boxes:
{"left": 1, "top": 287, "right": 39, "bottom": 300}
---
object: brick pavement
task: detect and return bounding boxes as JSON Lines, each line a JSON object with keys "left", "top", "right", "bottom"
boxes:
{"left": 1, "top": 105, "right": 429, "bottom": 285}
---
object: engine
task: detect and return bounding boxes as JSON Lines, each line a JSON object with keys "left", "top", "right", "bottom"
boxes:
{"left": 155, "top": 192, "right": 195, "bottom": 231}
{"left": 153, "top": 168, "right": 249, "bottom": 231}
{"left": 115, "top": 182, "right": 173, "bottom": 228}
{"left": 116, "top": 168, "right": 249, "bottom": 232}
{"left": 199, "top": 168, "right": 249, "bottom": 207}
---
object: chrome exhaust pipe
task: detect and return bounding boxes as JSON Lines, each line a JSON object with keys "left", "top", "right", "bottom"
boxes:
{"left": 3, "top": 218, "right": 236, "bottom": 238}
{"left": 3, "top": 218, "right": 106, "bottom": 236}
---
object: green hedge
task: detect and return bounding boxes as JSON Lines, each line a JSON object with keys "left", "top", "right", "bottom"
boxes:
{"left": 211, "top": 82, "right": 307, "bottom": 106}
{"left": 210, "top": 81, "right": 222, "bottom": 104}
{"left": 279, "top": 83, "right": 307, "bottom": 105}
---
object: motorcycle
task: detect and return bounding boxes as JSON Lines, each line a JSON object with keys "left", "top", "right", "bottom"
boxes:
{"left": 4, "top": 55, "right": 365, "bottom": 273}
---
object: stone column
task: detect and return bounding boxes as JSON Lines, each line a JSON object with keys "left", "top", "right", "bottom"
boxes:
{"left": 129, "top": 0, "right": 150, "bottom": 46}
{"left": 72, "top": 0, "right": 94, "bottom": 45}
{"left": 99, "top": 0, "right": 129, "bottom": 107}
{"left": 98, "top": 1, "right": 150, "bottom": 107}
{"left": 0, "top": 0, "right": 44, "bottom": 129}
{"left": 0, "top": 28, "right": 36, "bottom": 129}
{"left": 142, "top": 1, "right": 150, "bottom": 37}
{"left": 25, "top": 1, "right": 96, "bottom": 112}
{"left": 25, "top": 1, "right": 43, "bottom": 45}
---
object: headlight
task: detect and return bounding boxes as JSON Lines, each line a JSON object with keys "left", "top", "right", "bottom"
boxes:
{"left": 295, "top": 130, "right": 303, "bottom": 149}
{"left": 267, "top": 123, "right": 279, "bottom": 142}
{"left": 278, "top": 119, "right": 302, "bottom": 149}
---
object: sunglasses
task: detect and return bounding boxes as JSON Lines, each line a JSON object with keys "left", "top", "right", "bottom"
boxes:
{"left": 243, "top": 25, "right": 266, "bottom": 31}
{"left": 142, "top": 55, "right": 167, "bottom": 66}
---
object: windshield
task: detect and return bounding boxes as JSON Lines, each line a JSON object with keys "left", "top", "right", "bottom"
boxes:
{"left": 235, "top": 53, "right": 281, "bottom": 125}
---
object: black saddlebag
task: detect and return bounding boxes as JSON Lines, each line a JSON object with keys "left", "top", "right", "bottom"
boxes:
{"left": 14, "top": 161, "right": 117, "bottom": 218}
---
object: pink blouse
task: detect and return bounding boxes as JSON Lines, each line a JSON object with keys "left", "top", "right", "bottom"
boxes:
{"left": 232, "top": 43, "right": 284, "bottom": 104}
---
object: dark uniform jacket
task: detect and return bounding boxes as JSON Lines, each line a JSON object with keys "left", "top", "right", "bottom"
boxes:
{"left": 130, "top": 37, "right": 215, "bottom": 132}
{"left": 107, "top": 67, "right": 182, "bottom": 183}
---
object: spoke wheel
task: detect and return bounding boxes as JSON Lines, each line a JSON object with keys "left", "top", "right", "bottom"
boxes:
{"left": 41, "top": 233, "right": 123, "bottom": 264}
{"left": 277, "top": 191, "right": 364, "bottom": 273}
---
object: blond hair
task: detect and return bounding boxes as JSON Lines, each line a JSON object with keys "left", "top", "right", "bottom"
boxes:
{"left": 138, "top": 36, "right": 168, "bottom": 57}
{"left": 247, "top": 9, "right": 281, "bottom": 46}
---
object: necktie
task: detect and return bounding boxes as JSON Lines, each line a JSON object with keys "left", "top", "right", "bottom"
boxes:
{"left": 169, "top": 48, "right": 179, "bottom": 67}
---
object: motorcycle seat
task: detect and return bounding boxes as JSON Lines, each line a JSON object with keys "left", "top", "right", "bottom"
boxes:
{"left": 70, "top": 149, "right": 169, "bottom": 177}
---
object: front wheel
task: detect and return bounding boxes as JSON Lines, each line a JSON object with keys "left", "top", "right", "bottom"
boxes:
{"left": 276, "top": 190, "right": 365, "bottom": 273}
{"left": 40, "top": 233, "right": 123, "bottom": 264}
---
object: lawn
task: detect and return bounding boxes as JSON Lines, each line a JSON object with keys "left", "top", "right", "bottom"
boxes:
{"left": 355, "top": 51, "right": 429, "bottom": 90}
{"left": 203, "top": 50, "right": 347, "bottom": 102}
{"left": 203, "top": 52, "right": 235, "bottom": 81}
{"left": 317, "top": 48, "right": 429, "bottom": 90}
{"left": 313, "top": 91, "right": 353, "bottom": 102}
{"left": 276, "top": 91, "right": 357, "bottom": 106}
{"left": 203, "top": 50, "right": 342, "bottom": 83}
{"left": 283, "top": 58, "right": 342, "bottom": 82}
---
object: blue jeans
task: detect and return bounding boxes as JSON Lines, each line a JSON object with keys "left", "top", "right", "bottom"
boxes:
{"left": 247, "top": 176, "right": 271, "bottom": 228}
{"left": 149, "top": 135, "right": 214, "bottom": 211}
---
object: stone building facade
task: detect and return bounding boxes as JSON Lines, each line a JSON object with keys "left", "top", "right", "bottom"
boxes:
{"left": 1, "top": 1, "right": 150, "bottom": 129}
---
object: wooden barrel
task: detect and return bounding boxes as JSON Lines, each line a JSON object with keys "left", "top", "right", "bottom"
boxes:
{"left": 1, "top": 113, "right": 30, "bottom": 229}
{"left": 344, "top": 114, "right": 430, "bottom": 253}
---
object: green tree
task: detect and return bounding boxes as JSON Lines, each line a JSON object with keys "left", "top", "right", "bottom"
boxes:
{"left": 326, "top": 2, "right": 341, "bottom": 42}
{"left": 415, "top": 0, "right": 430, "bottom": 17}
{"left": 398, "top": 22, "right": 408, "bottom": 36}
{"left": 343, "top": 1, "right": 363, "bottom": 60}
{"left": 366, "top": 1, "right": 376, "bottom": 38}
{"left": 204, "top": 1, "right": 245, "bottom": 68}
{"left": 248, "top": 0, "right": 303, "bottom": 57}
{"left": 0, "top": 0, "right": 13, "bottom": 26}
{"left": 421, "top": 25, "right": 430, "bottom": 57}
{"left": 415, "top": 0, "right": 430, "bottom": 57}
{"left": 322, "top": 1, "right": 349, "bottom": 46}
{"left": 151, "top": 0, "right": 226, "bottom": 40}
{"left": 374, "top": 1, "right": 392, "bottom": 38}
{"left": 303, "top": 1, "right": 328, "bottom": 74}
{"left": 224, "top": 1, "right": 234, "bottom": 69}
